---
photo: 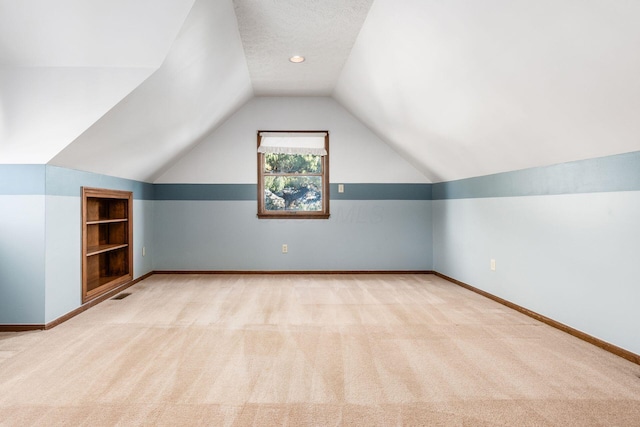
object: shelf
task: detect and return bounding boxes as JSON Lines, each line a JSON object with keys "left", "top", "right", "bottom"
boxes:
{"left": 91, "top": 275, "right": 126, "bottom": 288}
{"left": 86, "top": 243, "right": 128, "bottom": 257}
{"left": 82, "top": 187, "right": 133, "bottom": 304}
{"left": 86, "top": 218, "right": 128, "bottom": 225}
{"left": 86, "top": 275, "right": 130, "bottom": 296}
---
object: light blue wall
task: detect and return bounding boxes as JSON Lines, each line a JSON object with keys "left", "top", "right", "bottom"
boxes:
{"left": 153, "top": 198, "right": 432, "bottom": 271}
{"left": 0, "top": 165, "right": 46, "bottom": 324}
{"left": 133, "top": 199, "right": 154, "bottom": 279}
{"left": 43, "top": 166, "right": 154, "bottom": 323}
{"left": 432, "top": 152, "right": 640, "bottom": 355}
{"left": 45, "top": 195, "right": 81, "bottom": 323}
{"left": 0, "top": 165, "right": 154, "bottom": 325}
{"left": 0, "top": 194, "right": 46, "bottom": 324}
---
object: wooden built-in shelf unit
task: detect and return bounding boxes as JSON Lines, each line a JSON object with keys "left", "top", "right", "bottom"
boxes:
{"left": 82, "top": 187, "right": 133, "bottom": 303}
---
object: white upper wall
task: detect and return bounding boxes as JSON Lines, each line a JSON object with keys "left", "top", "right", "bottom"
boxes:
{"left": 0, "top": 0, "right": 195, "bottom": 164}
{"left": 50, "top": 0, "right": 253, "bottom": 182}
{"left": 155, "top": 96, "right": 428, "bottom": 184}
{"left": 0, "top": 0, "right": 193, "bottom": 68}
{"left": 0, "top": 66, "right": 155, "bottom": 163}
{"left": 334, "top": 0, "right": 640, "bottom": 182}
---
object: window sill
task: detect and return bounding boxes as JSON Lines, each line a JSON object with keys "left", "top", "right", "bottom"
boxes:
{"left": 257, "top": 213, "right": 330, "bottom": 220}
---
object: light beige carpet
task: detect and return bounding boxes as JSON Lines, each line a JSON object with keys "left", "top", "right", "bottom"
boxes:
{"left": 0, "top": 274, "right": 639, "bottom": 426}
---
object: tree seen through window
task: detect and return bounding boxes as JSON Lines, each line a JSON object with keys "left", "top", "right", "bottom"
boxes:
{"left": 264, "top": 153, "right": 322, "bottom": 211}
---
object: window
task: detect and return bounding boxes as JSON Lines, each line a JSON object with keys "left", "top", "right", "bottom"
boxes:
{"left": 257, "top": 131, "right": 330, "bottom": 219}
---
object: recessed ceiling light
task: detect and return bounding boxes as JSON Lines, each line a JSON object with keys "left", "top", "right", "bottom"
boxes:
{"left": 289, "top": 55, "right": 305, "bottom": 63}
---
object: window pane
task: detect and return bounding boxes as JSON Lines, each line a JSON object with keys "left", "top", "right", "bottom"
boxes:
{"left": 264, "top": 176, "right": 323, "bottom": 211}
{"left": 264, "top": 153, "right": 322, "bottom": 174}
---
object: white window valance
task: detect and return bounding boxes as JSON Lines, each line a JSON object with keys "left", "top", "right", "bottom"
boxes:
{"left": 258, "top": 132, "right": 327, "bottom": 156}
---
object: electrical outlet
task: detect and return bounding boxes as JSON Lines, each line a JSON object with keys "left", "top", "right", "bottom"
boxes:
{"left": 142, "top": 246, "right": 146, "bottom": 257}
{"left": 282, "top": 244, "right": 288, "bottom": 254}
{"left": 338, "top": 184, "right": 344, "bottom": 193}
{"left": 491, "top": 259, "right": 496, "bottom": 271}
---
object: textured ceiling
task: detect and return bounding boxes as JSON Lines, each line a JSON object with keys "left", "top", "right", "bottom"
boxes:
{"left": 233, "top": 0, "right": 373, "bottom": 96}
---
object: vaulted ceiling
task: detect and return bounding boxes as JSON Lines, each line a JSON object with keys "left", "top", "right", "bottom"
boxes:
{"left": 2, "top": 0, "right": 640, "bottom": 182}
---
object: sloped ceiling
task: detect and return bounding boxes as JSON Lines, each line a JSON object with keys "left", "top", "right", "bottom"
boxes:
{"left": 334, "top": 0, "right": 640, "bottom": 182}
{"left": 3, "top": 0, "right": 640, "bottom": 183}
{"left": 50, "top": 0, "right": 253, "bottom": 181}
{"left": 0, "top": 0, "right": 195, "bottom": 164}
